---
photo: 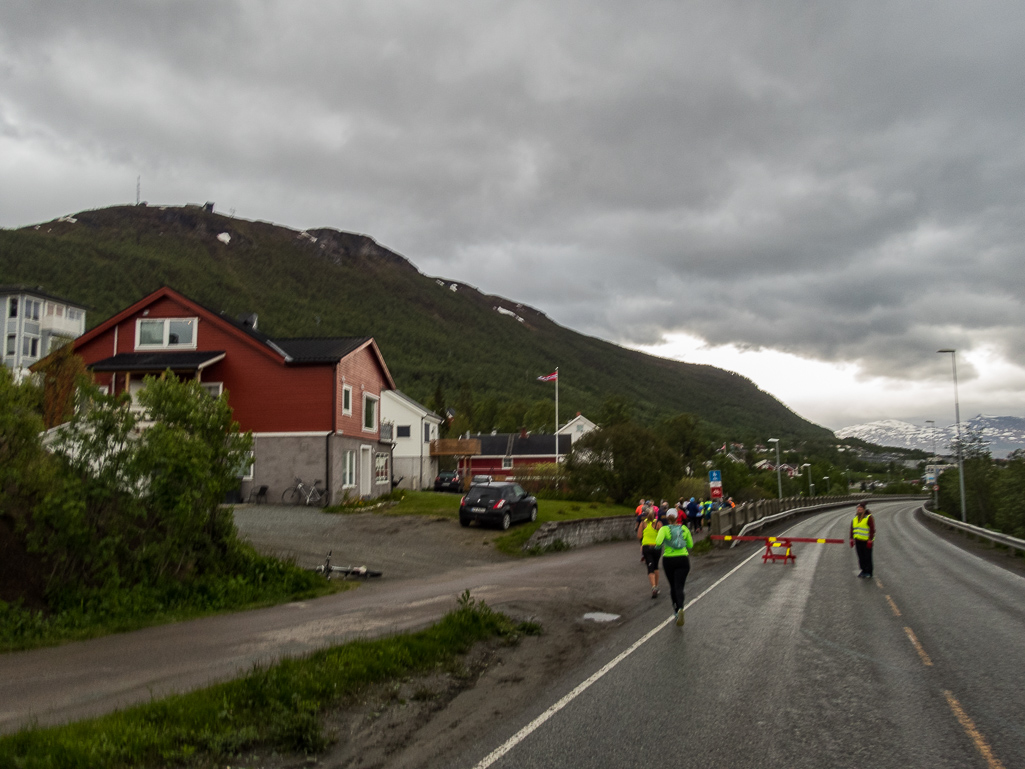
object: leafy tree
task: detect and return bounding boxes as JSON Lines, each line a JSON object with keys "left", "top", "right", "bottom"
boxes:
{"left": 565, "top": 422, "right": 681, "bottom": 503}
{"left": 994, "top": 451, "right": 1025, "bottom": 538}
{"left": 657, "top": 413, "right": 709, "bottom": 463}
{"left": 27, "top": 373, "right": 252, "bottom": 593}
{"left": 0, "top": 367, "right": 51, "bottom": 513}
{"left": 597, "top": 395, "right": 633, "bottom": 427}
{"left": 524, "top": 399, "right": 556, "bottom": 433}
{"left": 35, "top": 342, "right": 89, "bottom": 429}
{"left": 938, "top": 428, "right": 996, "bottom": 526}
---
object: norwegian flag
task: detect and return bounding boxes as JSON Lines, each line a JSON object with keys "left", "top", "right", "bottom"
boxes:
{"left": 537, "top": 371, "right": 558, "bottom": 382}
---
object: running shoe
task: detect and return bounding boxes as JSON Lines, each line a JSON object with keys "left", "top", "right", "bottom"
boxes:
{"left": 676, "top": 607, "right": 685, "bottom": 626}
{"left": 651, "top": 587, "right": 659, "bottom": 599}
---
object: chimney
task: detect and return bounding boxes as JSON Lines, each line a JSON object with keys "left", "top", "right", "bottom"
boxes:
{"left": 519, "top": 427, "right": 528, "bottom": 439}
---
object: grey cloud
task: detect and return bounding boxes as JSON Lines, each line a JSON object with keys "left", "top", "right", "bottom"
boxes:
{"left": 3, "top": 0, "right": 1025, "bottom": 398}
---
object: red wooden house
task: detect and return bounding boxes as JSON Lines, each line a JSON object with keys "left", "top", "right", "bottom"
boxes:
{"left": 68, "top": 286, "right": 396, "bottom": 503}
{"left": 463, "top": 432, "right": 572, "bottom": 480}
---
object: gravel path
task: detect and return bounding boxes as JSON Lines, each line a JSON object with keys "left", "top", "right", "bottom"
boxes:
{"left": 232, "top": 503, "right": 513, "bottom": 580}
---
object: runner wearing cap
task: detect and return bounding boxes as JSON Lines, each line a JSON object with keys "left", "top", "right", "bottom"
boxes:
{"left": 655, "top": 508, "right": 695, "bottom": 626}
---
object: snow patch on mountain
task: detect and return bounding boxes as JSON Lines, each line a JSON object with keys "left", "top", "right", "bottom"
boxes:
{"left": 836, "top": 415, "right": 1025, "bottom": 457}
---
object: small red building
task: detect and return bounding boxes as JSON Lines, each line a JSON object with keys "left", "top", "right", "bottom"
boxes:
{"left": 463, "top": 432, "right": 572, "bottom": 479}
{"left": 69, "top": 286, "right": 396, "bottom": 503}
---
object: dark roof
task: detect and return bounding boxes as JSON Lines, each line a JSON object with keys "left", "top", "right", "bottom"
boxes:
{"left": 471, "top": 433, "right": 572, "bottom": 457}
{"left": 270, "top": 337, "right": 371, "bottom": 363}
{"left": 0, "top": 285, "right": 87, "bottom": 308}
{"left": 88, "top": 351, "right": 226, "bottom": 372}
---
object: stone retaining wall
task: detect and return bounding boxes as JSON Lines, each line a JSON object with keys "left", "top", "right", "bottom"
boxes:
{"left": 523, "top": 515, "right": 637, "bottom": 551}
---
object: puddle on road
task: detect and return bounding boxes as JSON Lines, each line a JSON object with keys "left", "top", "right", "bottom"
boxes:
{"left": 582, "top": 612, "right": 620, "bottom": 623}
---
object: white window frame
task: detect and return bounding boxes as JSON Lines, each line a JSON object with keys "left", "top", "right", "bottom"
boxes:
{"left": 201, "top": 382, "right": 224, "bottom": 398}
{"left": 21, "top": 336, "right": 39, "bottom": 358}
{"left": 362, "top": 393, "right": 378, "bottom": 432}
{"left": 342, "top": 384, "right": 352, "bottom": 416}
{"left": 135, "top": 317, "right": 199, "bottom": 350}
{"left": 502, "top": 456, "right": 513, "bottom": 470}
{"left": 240, "top": 449, "right": 254, "bottom": 481}
{"left": 375, "top": 452, "right": 390, "bottom": 485}
{"left": 342, "top": 450, "right": 356, "bottom": 487}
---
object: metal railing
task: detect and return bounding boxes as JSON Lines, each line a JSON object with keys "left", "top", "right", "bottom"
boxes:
{"left": 919, "top": 507, "right": 1025, "bottom": 554}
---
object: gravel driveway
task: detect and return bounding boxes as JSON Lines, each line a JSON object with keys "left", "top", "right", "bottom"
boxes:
{"left": 232, "top": 503, "right": 513, "bottom": 580}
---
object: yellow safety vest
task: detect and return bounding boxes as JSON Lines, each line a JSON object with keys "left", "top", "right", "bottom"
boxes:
{"left": 852, "top": 514, "right": 871, "bottom": 540}
{"left": 641, "top": 521, "right": 660, "bottom": 546}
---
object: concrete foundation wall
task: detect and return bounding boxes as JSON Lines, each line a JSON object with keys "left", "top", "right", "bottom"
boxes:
{"left": 393, "top": 455, "right": 438, "bottom": 491}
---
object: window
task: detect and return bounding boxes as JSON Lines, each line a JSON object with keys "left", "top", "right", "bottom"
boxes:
{"left": 201, "top": 382, "right": 224, "bottom": 398}
{"left": 362, "top": 394, "right": 378, "bottom": 431}
{"left": 342, "top": 451, "right": 356, "bottom": 487}
{"left": 342, "top": 385, "right": 352, "bottom": 415}
{"left": 5, "top": 334, "right": 15, "bottom": 356}
{"left": 396, "top": 425, "right": 411, "bottom": 438}
{"left": 502, "top": 456, "right": 513, "bottom": 470}
{"left": 136, "top": 317, "right": 197, "bottom": 349}
{"left": 238, "top": 450, "right": 254, "bottom": 481}
{"left": 8, "top": 298, "right": 17, "bottom": 318}
{"left": 21, "top": 337, "right": 38, "bottom": 358}
{"left": 28, "top": 300, "right": 40, "bottom": 320}
{"left": 424, "top": 423, "right": 432, "bottom": 443}
{"left": 68, "top": 308, "right": 83, "bottom": 321}
{"left": 375, "top": 452, "right": 390, "bottom": 484}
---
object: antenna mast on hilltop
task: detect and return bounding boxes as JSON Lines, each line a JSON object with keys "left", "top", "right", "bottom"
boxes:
{"left": 136, "top": 176, "right": 141, "bottom": 205}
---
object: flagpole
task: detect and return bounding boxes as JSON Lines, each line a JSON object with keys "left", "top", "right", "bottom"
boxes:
{"left": 555, "top": 367, "right": 559, "bottom": 464}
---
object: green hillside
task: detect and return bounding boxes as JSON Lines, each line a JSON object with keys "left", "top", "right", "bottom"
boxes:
{"left": 1, "top": 204, "right": 832, "bottom": 442}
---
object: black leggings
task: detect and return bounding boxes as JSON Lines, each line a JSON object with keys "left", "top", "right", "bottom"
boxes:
{"left": 642, "top": 545, "right": 661, "bottom": 574}
{"left": 662, "top": 555, "right": 691, "bottom": 611}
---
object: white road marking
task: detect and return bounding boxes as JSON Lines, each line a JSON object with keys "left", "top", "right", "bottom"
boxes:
{"left": 471, "top": 547, "right": 764, "bottom": 768}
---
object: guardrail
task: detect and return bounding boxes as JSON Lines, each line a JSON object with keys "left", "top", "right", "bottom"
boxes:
{"left": 919, "top": 507, "right": 1025, "bottom": 554}
{"left": 710, "top": 494, "right": 929, "bottom": 540}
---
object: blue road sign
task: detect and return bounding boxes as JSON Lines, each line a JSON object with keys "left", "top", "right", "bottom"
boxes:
{"left": 709, "top": 470, "right": 722, "bottom": 483}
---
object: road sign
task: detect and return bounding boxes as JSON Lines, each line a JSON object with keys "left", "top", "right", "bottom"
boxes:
{"left": 709, "top": 470, "right": 722, "bottom": 483}
{"left": 710, "top": 486, "right": 723, "bottom": 499}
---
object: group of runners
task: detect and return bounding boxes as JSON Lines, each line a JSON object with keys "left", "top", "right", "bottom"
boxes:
{"left": 633, "top": 495, "right": 738, "bottom": 626}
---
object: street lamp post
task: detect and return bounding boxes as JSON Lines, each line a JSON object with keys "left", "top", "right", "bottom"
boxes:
{"left": 925, "top": 419, "right": 938, "bottom": 509}
{"left": 802, "top": 463, "right": 813, "bottom": 497}
{"left": 937, "top": 349, "right": 968, "bottom": 523}
{"left": 768, "top": 438, "right": 782, "bottom": 499}
{"left": 823, "top": 476, "right": 829, "bottom": 495}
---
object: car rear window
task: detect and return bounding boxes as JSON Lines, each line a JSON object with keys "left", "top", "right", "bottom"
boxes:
{"left": 465, "top": 488, "right": 502, "bottom": 504}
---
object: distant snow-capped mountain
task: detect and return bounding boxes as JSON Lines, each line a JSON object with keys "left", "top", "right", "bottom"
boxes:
{"left": 836, "top": 415, "right": 1025, "bottom": 458}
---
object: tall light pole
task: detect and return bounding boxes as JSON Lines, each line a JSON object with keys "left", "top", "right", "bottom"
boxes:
{"left": 925, "top": 419, "right": 938, "bottom": 509}
{"left": 937, "top": 349, "right": 968, "bottom": 523}
{"left": 768, "top": 438, "right": 782, "bottom": 499}
{"left": 802, "top": 463, "right": 813, "bottom": 497}
{"left": 823, "top": 476, "right": 829, "bottom": 495}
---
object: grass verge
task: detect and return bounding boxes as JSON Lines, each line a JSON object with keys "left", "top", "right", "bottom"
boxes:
{"left": 0, "top": 592, "right": 539, "bottom": 768}
{"left": 0, "top": 544, "right": 342, "bottom": 653}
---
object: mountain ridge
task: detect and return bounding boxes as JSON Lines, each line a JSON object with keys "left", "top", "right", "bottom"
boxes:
{"left": 2, "top": 203, "right": 832, "bottom": 442}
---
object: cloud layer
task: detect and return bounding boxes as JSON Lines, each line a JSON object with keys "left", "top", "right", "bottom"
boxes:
{"left": 3, "top": 1, "right": 1025, "bottom": 423}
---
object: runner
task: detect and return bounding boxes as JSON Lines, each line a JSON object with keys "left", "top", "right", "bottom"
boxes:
{"left": 636, "top": 509, "right": 662, "bottom": 598}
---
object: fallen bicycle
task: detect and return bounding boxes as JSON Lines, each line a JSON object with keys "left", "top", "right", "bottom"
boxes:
{"left": 310, "top": 550, "right": 383, "bottom": 580}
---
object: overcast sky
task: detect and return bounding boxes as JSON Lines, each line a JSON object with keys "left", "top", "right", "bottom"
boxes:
{"left": 3, "top": 1, "right": 1025, "bottom": 430}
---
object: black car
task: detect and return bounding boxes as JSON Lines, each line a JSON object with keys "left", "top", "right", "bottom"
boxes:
{"left": 434, "top": 470, "right": 463, "bottom": 492}
{"left": 459, "top": 482, "right": 538, "bottom": 530}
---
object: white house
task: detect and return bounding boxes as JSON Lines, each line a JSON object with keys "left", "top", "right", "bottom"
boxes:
{"left": 558, "top": 413, "right": 597, "bottom": 444}
{"left": 1, "top": 286, "right": 86, "bottom": 379}
{"left": 380, "top": 390, "right": 442, "bottom": 491}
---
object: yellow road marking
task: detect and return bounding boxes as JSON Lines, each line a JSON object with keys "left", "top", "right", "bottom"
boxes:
{"left": 875, "top": 578, "right": 883, "bottom": 589}
{"left": 816, "top": 538, "right": 825, "bottom": 543}
{"left": 885, "top": 595, "right": 901, "bottom": 616}
{"left": 904, "top": 626, "right": 933, "bottom": 666}
{"left": 944, "top": 690, "right": 1006, "bottom": 769}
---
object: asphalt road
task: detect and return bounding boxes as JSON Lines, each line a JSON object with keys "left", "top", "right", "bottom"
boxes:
{"left": 454, "top": 501, "right": 1025, "bottom": 769}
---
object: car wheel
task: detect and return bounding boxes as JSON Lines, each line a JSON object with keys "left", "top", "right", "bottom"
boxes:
{"left": 500, "top": 512, "right": 511, "bottom": 530}
{"left": 529, "top": 505, "right": 537, "bottom": 522}
{"left": 459, "top": 515, "right": 471, "bottom": 528}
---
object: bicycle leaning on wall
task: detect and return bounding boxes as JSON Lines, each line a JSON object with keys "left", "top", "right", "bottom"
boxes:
{"left": 281, "top": 476, "right": 326, "bottom": 506}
